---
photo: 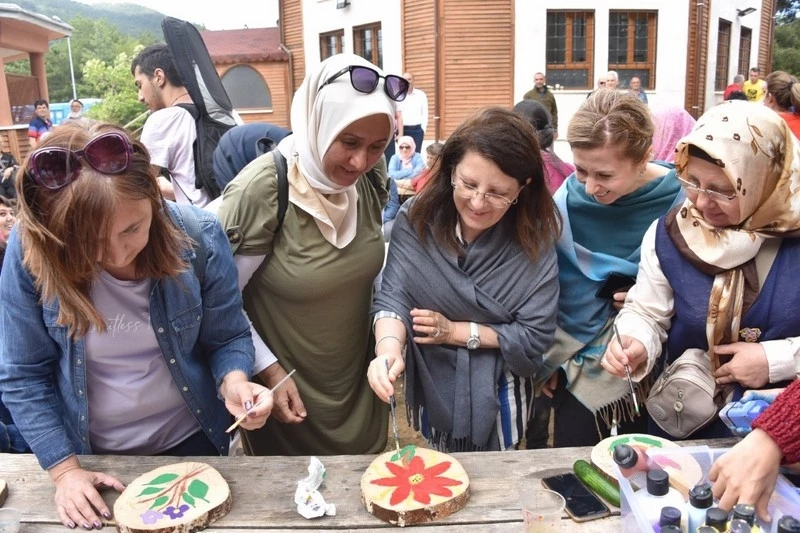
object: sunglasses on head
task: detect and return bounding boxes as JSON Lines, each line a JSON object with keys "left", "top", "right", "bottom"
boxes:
{"left": 27, "top": 132, "right": 133, "bottom": 190}
{"left": 320, "top": 65, "right": 410, "bottom": 102}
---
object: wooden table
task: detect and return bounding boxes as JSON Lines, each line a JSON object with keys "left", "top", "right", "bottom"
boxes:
{"left": 0, "top": 439, "right": 736, "bottom": 531}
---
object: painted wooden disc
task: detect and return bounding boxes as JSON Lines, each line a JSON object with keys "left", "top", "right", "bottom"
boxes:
{"left": 0, "top": 479, "right": 7, "bottom": 507}
{"left": 361, "top": 445, "right": 470, "bottom": 527}
{"left": 113, "top": 462, "right": 231, "bottom": 533}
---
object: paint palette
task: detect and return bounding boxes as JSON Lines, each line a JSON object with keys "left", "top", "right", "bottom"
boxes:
{"left": 113, "top": 462, "right": 231, "bottom": 533}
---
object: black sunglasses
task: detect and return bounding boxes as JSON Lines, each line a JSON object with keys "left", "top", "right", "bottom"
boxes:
{"left": 320, "top": 65, "right": 410, "bottom": 102}
{"left": 27, "top": 132, "right": 133, "bottom": 190}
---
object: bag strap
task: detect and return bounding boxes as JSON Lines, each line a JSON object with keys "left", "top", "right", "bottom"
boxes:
{"left": 175, "top": 203, "right": 206, "bottom": 285}
{"left": 270, "top": 147, "right": 289, "bottom": 234}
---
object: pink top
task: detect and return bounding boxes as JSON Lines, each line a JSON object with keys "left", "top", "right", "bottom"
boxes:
{"left": 652, "top": 107, "right": 697, "bottom": 163}
{"left": 542, "top": 151, "right": 574, "bottom": 193}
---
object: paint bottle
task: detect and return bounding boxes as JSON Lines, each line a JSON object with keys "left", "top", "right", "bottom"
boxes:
{"left": 613, "top": 443, "right": 649, "bottom": 490}
{"left": 719, "top": 399, "right": 770, "bottom": 434}
{"left": 697, "top": 527, "right": 718, "bottom": 533}
{"left": 661, "top": 526, "right": 682, "bottom": 533}
{"left": 731, "top": 504, "right": 761, "bottom": 532}
{"left": 705, "top": 507, "right": 730, "bottom": 532}
{"left": 729, "top": 518, "right": 752, "bottom": 533}
{"left": 778, "top": 515, "right": 800, "bottom": 533}
{"left": 659, "top": 506, "right": 682, "bottom": 532}
{"left": 687, "top": 483, "right": 713, "bottom": 533}
{"left": 633, "top": 469, "right": 685, "bottom": 530}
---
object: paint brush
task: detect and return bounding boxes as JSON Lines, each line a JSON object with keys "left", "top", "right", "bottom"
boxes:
{"left": 613, "top": 324, "right": 640, "bottom": 415}
{"left": 386, "top": 359, "right": 401, "bottom": 453}
{"left": 225, "top": 368, "right": 297, "bottom": 433}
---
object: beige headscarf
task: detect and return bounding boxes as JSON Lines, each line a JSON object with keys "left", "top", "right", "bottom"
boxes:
{"left": 277, "top": 54, "right": 395, "bottom": 248}
{"left": 668, "top": 101, "right": 800, "bottom": 366}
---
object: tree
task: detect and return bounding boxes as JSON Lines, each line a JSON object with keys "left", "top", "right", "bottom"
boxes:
{"left": 82, "top": 48, "right": 148, "bottom": 127}
{"left": 774, "top": 20, "right": 800, "bottom": 76}
{"left": 777, "top": 0, "right": 800, "bottom": 23}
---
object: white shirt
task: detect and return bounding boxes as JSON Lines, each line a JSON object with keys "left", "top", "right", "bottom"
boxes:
{"left": 399, "top": 88, "right": 429, "bottom": 129}
{"left": 141, "top": 106, "right": 211, "bottom": 207}
{"left": 615, "top": 221, "right": 800, "bottom": 383}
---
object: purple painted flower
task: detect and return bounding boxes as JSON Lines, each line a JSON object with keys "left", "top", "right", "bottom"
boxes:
{"left": 164, "top": 504, "right": 190, "bottom": 519}
{"left": 139, "top": 510, "right": 163, "bottom": 524}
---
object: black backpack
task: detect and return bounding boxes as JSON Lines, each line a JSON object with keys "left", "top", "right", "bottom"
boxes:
{"left": 162, "top": 17, "right": 236, "bottom": 200}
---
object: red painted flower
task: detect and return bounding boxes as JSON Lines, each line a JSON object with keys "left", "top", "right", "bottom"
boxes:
{"left": 371, "top": 455, "right": 463, "bottom": 506}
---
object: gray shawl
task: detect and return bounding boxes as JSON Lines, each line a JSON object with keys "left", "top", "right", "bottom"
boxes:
{"left": 373, "top": 205, "right": 559, "bottom": 451}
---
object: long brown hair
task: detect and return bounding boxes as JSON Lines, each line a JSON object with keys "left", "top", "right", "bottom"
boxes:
{"left": 766, "top": 70, "right": 800, "bottom": 114}
{"left": 16, "top": 123, "right": 190, "bottom": 338}
{"left": 409, "top": 106, "right": 561, "bottom": 261}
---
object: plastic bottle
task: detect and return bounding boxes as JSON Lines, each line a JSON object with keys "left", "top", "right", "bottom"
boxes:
{"left": 659, "top": 506, "right": 682, "bottom": 531}
{"left": 719, "top": 399, "right": 770, "bottom": 433}
{"left": 731, "top": 504, "right": 761, "bottom": 532}
{"left": 613, "top": 443, "right": 649, "bottom": 490}
{"left": 729, "top": 518, "right": 752, "bottom": 532}
{"left": 778, "top": 515, "right": 800, "bottom": 533}
{"left": 697, "top": 527, "right": 718, "bottom": 533}
{"left": 687, "top": 483, "right": 714, "bottom": 533}
{"left": 661, "top": 526, "right": 682, "bottom": 533}
{"left": 705, "top": 507, "right": 730, "bottom": 532}
{"left": 633, "top": 469, "right": 686, "bottom": 531}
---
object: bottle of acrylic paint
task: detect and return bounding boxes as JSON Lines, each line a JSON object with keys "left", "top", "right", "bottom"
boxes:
{"left": 705, "top": 507, "right": 730, "bottom": 532}
{"left": 731, "top": 504, "right": 761, "bottom": 532}
{"left": 729, "top": 518, "right": 753, "bottom": 533}
{"left": 778, "top": 515, "right": 800, "bottom": 533}
{"left": 633, "top": 469, "right": 685, "bottom": 530}
{"left": 697, "top": 527, "right": 718, "bottom": 533}
{"left": 613, "top": 444, "right": 649, "bottom": 490}
{"left": 687, "top": 483, "right": 713, "bottom": 533}
{"left": 659, "top": 506, "right": 682, "bottom": 531}
{"left": 661, "top": 526, "right": 682, "bottom": 533}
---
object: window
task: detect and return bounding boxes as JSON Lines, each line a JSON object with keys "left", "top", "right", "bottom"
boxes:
{"left": 354, "top": 22, "right": 382, "bottom": 68}
{"left": 608, "top": 11, "right": 657, "bottom": 89}
{"left": 715, "top": 19, "right": 732, "bottom": 91}
{"left": 546, "top": 11, "right": 595, "bottom": 89}
{"left": 220, "top": 65, "right": 272, "bottom": 109}
{"left": 738, "top": 27, "right": 752, "bottom": 81}
{"left": 320, "top": 30, "right": 344, "bottom": 61}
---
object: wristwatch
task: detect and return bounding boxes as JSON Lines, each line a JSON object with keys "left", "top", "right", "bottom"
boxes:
{"left": 467, "top": 322, "right": 481, "bottom": 350}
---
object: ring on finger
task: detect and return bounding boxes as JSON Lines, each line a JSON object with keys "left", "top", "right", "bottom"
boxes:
{"left": 433, "top": 328, "right": 441, "bottom": 338}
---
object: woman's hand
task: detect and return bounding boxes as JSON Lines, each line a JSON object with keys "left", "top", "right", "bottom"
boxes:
{"left": 257, "top": 364, "right": 306, "bottom": 424}
{"left": 50, "top": 457, "right": 125, "bottom": 529}
{"left": 541, "top": 372, "right": 560, "bottom": 399}
{"left": 602, "top": 335, "right": 647, "bottom": 377}
{"left": 709, "top": 428, "right": 783, "bottom": 522}
{"left": 611, "top": 290, "right": 628, "bottom": 311}
{"left": 220, "top": 371, "right": 273, "bottom": 430}
{"left": 714, "top": 342, "right": 770, "bottom": 388}
{"left": 410, "top": 308, "right": 454, "bottom": 345}
{"left": 368, "top": 353, "right": 406, "bottom": 403}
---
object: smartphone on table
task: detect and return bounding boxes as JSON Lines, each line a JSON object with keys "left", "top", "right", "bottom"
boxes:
{"left": 541, "top": 472, "right": 610, "bottom": 522}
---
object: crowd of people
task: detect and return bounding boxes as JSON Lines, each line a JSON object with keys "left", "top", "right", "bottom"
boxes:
{"left": 1, "top": 48, "right": 800, "bottom": 529}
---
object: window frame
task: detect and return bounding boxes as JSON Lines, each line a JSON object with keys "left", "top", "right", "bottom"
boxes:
{"left": 545, "top": 10, "right": 595, "bottom": 90}
{"left": 715, "top": 19, "right": 732, "bottom": 92}
{"left": 353, "top": 22, "right": 382, "bottom": 69}
{"left": 737, "top": 27, "right": 752, "bottom": 82}
{"left": 607, "top": 10, "right": 658, "bottom": 90}
{"left": 319, "top": 29, "right": 344, "bottom": 61}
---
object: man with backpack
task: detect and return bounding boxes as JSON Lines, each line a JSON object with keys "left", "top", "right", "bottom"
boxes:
{"left": 132, "top": 43, "right": 212, "bottom": 207}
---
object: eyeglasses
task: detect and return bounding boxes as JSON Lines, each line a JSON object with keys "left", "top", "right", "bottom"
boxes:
{"left": 27, "top": 132, "right": 132, "bottom": 190}
{"left": 320, "top": 65, "right": 410, "bottom": 102}
{"left": 398, "top": 145, "right": 412, "bottom": 150}
{"left": 599, "top": 81, "right": 606, "bottom": 85}
{"left": 451, "top": 176, "right": 519, "bottom": 209}
{"left": 676, "top": 176, "right": 737, "bottom": 202}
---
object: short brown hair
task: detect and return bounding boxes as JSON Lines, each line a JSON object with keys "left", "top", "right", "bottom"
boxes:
{"left": 766, "top": 70, "right": 800, "bottom": 113}
{"left": 16, "top": 122, "right": 190, "bottom": 337}
{"left": 567, "top": 88, "right": 654, "bottom": 164}
{"left": 409, "top": 107, "right": 561, "bottom": 262}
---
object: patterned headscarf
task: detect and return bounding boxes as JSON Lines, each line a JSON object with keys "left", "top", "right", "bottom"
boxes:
{"left": 652, "top": 106, "right": 696, "bottom": 163}
{"left": 668, "top": 101, "right": 800, "bottom": 364}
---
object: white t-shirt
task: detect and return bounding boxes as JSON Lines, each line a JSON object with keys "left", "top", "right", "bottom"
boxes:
{"left": 141, "top": 106, "right": 211, "bottom": 207}
{"left": 398, "top": 88, "right": 429, "bottom": 129}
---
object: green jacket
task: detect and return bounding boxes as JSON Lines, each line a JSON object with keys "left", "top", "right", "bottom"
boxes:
{"left": 523, "top": 86, "right": 558, "bottom": 130}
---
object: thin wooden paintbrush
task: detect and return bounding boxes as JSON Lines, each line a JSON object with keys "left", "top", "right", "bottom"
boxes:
{"left": 226, "top": 368, "right": 297, "bottom": 433}
{"left": 613, "top": 324, "right": 640, "bottom": 415}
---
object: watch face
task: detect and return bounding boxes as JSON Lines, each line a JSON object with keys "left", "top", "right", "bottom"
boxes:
{"left": 467, "top": 338, "right": 480, "bottom": 350}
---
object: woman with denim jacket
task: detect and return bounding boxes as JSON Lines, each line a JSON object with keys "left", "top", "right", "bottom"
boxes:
{"left": 0, "top": 124, "right": 273, "bottom": 530}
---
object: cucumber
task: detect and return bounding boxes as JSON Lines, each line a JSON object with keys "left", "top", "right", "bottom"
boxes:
{"left": 573, "top": 459, "right": 621, "bottom": 507}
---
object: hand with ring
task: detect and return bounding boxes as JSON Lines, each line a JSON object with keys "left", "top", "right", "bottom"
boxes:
{"left": 410, "top": 308, "right": 453, "bottom": 345}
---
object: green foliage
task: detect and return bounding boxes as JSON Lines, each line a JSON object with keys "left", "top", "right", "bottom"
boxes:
{"left": 82, "top": 48, "right": 147, "bottom": 127}
{"left": 773, "top": 20, "right": 800, "bottom": 76}
{"left": 12, "top": 0, "right": 166, "bottom": 36}
{"left": 777, "top": 0, "right": 800, "bottom": 24}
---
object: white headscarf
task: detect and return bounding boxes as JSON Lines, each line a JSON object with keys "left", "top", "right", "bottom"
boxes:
{"left": 277, "top": 54, "right": 396, "bottom": 248}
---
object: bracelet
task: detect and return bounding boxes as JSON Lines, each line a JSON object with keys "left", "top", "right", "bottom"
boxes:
{"left": 376, "top": 335, "right": 404, "bottom": 352}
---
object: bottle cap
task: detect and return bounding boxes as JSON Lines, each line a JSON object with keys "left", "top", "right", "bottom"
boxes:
{"left": 779, "top": 515, "right": 800, "bottom": 533}
{"left": 659, "top": 506, "right": 681, "bottom": 526}
{"left": 613, "top": 444, "right": 638, "bottom": 469}
{"left": 706, "top": 507, "right": 730, "bottom": 528}
{"left": 733, "top": 503, "right": 756, "bottom": 526}
{"left": 689, "top": 482, "right": 714, "bottom": 509}
{"left": 661, "top": 526, "right": 682, "bottom": 533}
{"left": 646, "top": 468, "right": 669, "bottom": 496}
{"left": 730, "top": 518, "right": 753, "bottom": 532}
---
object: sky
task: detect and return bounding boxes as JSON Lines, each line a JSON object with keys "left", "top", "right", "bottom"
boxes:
{"left": 80, "top": 0, "right": 280, "bottom": 30}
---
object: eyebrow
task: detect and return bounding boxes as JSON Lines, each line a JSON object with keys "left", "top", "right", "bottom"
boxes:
{"left": 120, "top": 217, "right": 145, "bottom": 234}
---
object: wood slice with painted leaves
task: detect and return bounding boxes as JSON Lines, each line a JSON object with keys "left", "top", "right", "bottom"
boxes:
{"left": 361, "top": 445, "right": 470, "bottom": 527}
{"left": 113, "top": 462, "right": 231, "bottom": 533}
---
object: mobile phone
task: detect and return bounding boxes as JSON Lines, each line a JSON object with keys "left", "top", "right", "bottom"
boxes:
{"left": 541, "top": 472, "right": 610, "bottom": 522}
{"left": 595, "top": 272, "right": 636, "bottom": 300}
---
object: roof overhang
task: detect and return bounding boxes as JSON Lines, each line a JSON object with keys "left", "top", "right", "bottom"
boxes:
{"left": 0, "top": 3, "right": 73, "bottom": 62}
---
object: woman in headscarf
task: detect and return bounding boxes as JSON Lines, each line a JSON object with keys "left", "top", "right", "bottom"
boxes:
{"left": 368, "top": 107, "right": 561, "bottom": 452}
{"left": 388, "top": 135, "right": 425, "bottom": 181}
{"left": 513, "top": 99, "right": 574, "bottom": 193}
{"left": 538, "top": 90, "right": 684, "bottom": 447}
{"left": 651, "top": 106, "right": 697, "bottom": 163}
{"left": 606, "top": 101, "right": 800, "bottom": 439}
{"left": 218, "top": 53, "right": 407, "bottom": 455}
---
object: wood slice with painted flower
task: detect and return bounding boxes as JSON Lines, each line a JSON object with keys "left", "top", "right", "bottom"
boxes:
{"left": 361, "top": 445, "right": 470, "bottom": 527}
{"left": 113, "top": 462, "right": 231, "bottom": 533}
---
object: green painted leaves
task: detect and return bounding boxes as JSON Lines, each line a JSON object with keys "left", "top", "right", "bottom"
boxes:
{"left": 391, "top": 444, "right": 417, "bottom": 464}
{"left": 146, "top": 473, "right": 179, "bottom": 486}
{"left": 188, "top": 480, "right": 209, "bottom": 502}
